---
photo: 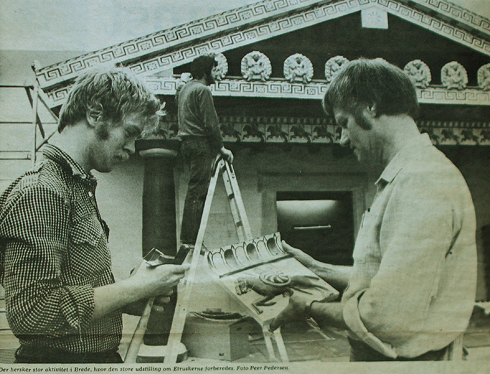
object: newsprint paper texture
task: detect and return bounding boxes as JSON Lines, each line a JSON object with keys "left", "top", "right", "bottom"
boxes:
{"left": 1, "top": 0, "right": 490, "bottom": 373}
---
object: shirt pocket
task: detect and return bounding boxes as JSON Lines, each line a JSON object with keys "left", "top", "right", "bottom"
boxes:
{"left": 68, "top": 214, "right": 111, "bottom": 282}
{"left": 70, "top": 215, "right": 104, "bottom": 247}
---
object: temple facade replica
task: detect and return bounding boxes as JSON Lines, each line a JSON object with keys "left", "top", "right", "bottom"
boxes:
{"left": 26, "top": 0, "right": 490, "bottom": 303}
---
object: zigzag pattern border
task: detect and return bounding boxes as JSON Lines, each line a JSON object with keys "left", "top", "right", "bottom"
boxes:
{"left": 124, "top": 1, "right": 360, "bottom": 78}
{"left": 35, "top": 0, "right": 490, "bottom": 90}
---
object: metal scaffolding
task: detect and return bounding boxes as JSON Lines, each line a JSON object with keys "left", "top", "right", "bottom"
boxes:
{"left": 0, "top": 80, "right": 58, "bottom": 166}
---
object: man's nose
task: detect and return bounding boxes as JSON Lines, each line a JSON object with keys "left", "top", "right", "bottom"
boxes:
{"left": 124, "top": 140, "right": 136, "bottom": 155}
{"left": 339, "top": 129, "right": 350, "bottom": 147}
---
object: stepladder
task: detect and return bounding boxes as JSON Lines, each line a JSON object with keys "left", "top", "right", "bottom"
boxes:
{"left": 163, "top": 156, "right": 290, "bottom": 364}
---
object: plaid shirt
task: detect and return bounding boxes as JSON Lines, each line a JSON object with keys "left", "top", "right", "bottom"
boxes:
{"left": 0, "top": 144, "right": 122, "bottom": 353}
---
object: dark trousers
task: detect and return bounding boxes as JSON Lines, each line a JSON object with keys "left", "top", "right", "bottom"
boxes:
{"left": 348, "top": 337, "right": 449, "bottom": 362}
{"left": 15, "top": 345, "right": 123, "bottom": 364}
{"left": 180, "top": 137, "right": 214, "bottom": 245}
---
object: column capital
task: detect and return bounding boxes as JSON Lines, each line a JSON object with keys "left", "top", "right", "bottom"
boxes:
{"left": 139, "top": 148, "right": 178, "bottom": 159}
{"left": 136, "top": 139, "right": 180, "bottom": 159}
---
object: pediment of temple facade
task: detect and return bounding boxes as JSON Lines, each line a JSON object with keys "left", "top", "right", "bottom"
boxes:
{"left": 34, "top": 0, "right": 490, "bottom": 145}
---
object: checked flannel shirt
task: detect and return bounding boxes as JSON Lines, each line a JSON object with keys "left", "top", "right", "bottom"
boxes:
{"left": 0, "top": 144, "right": 122, "bottom": 353}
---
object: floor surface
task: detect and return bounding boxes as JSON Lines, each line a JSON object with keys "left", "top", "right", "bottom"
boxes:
{"left": 1, "top": 305, "right": 489, "bottom": 364}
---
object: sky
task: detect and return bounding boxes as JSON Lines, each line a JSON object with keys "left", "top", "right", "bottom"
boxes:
{"left": 0, "top": 0, "right": 258, "bottom": 51}
{"left": 1, "top": 0, "right": 490, "bottom": 52}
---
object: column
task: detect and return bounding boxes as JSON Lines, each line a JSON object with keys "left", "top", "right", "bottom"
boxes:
{"left": 139, "top": 143, "right": 179, "bottom": 349}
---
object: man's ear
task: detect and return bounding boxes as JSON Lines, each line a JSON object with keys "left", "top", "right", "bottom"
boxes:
{"left": 365, "top": 104, "right": 377, "bottom": 118}
{"left": 86, "top": 104, "right": 103, "bottom": 128}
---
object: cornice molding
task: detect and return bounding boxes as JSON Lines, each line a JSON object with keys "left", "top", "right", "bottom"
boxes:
{"left": 34, "top": 0, "right": 324, "bottom": 89}
{"left": 399, "top": 0, "right": 490, "bottom": 37}
{"left": 43, "top": 76, "right": 490, "bottom": 108}
{"left": 35, "top": 0, "right": 490, "bottom": 92}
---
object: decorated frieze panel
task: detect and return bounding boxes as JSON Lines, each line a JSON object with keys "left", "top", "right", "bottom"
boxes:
{"left": 418, "top": 121, "right": 490, "bottom": 146}
{"left": 151, "top": 115, "right": 490, "bottom": 146}
{"left": 35, "top": 0, "right": 490, "bottom": 91}
{"left": 158, "top": 115, "right": 340, "bottom": 144}
{"left": 45, "top": 75, "right": 490, "bottom": 109}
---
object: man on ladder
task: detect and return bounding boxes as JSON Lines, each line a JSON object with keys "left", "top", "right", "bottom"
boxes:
{"left": 176, "top": 54, "right": 234, "bottom": 251}
{"left": 133, "top": 54, "right": 234, "bottom": 362}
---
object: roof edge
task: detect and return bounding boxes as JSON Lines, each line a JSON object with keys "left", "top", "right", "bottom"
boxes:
{"left": 34, "top": 0, "right": 490, "bottom": 90}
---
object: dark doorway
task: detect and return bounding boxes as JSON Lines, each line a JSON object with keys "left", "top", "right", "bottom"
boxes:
{"left": 276, "top": 191, "right": 354, "bottom": 266}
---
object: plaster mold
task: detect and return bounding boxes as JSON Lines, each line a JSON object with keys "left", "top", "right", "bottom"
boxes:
{"left": 205, "top": 233, "right": 339, "bottom": 323}
{"left": 207, "top": 233, "right": 286, "bottom": 275}
{"left": 155, "top": 114, "right": 490, "bottom": 146}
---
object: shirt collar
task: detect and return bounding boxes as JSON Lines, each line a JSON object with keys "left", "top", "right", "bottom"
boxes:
{"left": 41, "top": 144, "right": 96, "bottom": 182}
{"left": 376, "top": 133, "right": 432, "bottom": 186}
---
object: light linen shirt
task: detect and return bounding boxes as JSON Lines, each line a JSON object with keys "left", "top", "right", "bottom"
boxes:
{"left": 342, "top": 134, "right": 477, "bottom": 358}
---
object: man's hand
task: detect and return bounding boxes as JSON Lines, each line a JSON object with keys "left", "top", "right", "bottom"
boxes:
{"left": 269, "top": 292, "right": 310, "bottom": 331}
{"left": 123, "top": 291, "right": 174, "bottom": 316}
{"left": 220, "top": 147, "right": 234, "bottom": 164}
{"left": 282, "top": 241, "right": 317, "bottom": 269}
{"left": 282, "top": 241, "right": 351, "bottom": 292}
{"left": 93, "top": 263, "right": 188, "bottom": 321}
{"left": 129, "top": 262, "right": 189, "bottom": 299}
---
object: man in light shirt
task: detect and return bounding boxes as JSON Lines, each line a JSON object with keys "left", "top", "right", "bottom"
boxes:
{"left": 270, "top": 58, "right": 477, "bottom": 361}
